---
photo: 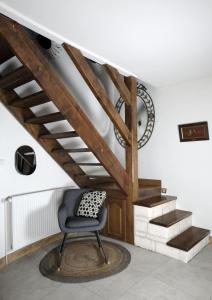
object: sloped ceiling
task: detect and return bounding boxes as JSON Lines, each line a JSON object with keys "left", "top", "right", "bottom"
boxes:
{"left": 1, "top": 0, "right": 212, "bottom": 87}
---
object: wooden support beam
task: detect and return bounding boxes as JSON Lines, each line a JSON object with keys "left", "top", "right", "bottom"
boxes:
{"left": 63, "top": 44, "right": 131, "bottom": 145}
{"left": 0, "top": 15, "right": 129, "bottom": 194}
{"left": 104, "top": 64, "right": 131, "bottom": 106}
{"left": 125, "top": 76, "right": 138, "bottom": 243}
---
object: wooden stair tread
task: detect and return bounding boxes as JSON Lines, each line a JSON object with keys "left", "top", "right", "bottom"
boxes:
{"left": 167, "top": 226, "right": 210, "bottom": 251}
{"left": 10, "top": 91, "right": 50, "bottom": 108}
{"left": 53, "top": 148, "right": 91, "bottom": 153}
{"left": 0, "top": 66, "right": 33, "bottom": 89}
{"left": 134, "top": 195, "right": 177, "bottom": 207}
{"left": 64, "top": 162, "right": 101, "bottom": 166}
{"left": 40, "top": 131, "right": 78, "bottom": 139}
{"left": 25, "top": 112, "right": 64, "bottom": 124}
{"left": 77, "top": 175, "right": 115, "bottom": 184}
{"left": 150, "top": 209, "right": 192, "bottom": 227}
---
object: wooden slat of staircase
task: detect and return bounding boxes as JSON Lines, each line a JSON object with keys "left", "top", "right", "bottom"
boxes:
{"left": 25, "top": 112, "right": 64, "bottom": 124}
{"left": 0, "top": 89, "right": 88, "bottom": 187}
{"left": 0, "top": 15, "right": 129, "bottom": 194}
{"left": 39, "top": 131, "right": 78, "bottom": 139}
{"left": 138, "top": 185, "right": 162, "bottom": 201}
{"left": 150, "top": 209, "right": 192, "bottom": 227}
{"left": 10, "top": 91, "right": 49, "bottom": 108}
{"left": 63, "top": 44, "right": 131, "bottom": 145}
{"left": 104, "top": 64, "right": 131, "bottom": 105}
{"left": 0, "top": 66, "right": 33, "bottom": 89}
{"left": 53, "top": 148, "right": 91, "bottom": 153}
{"left": 77, "top": 175, "right": 115, "bottom": 185}
{"left": 167, "top": 226, "right": 210, "bottom": 251}
{"left": 134, "top": 195, "right": 177, "bottom": 208}
{"left": 0, "top": 36, "right": 14, "bottom": 64}
{"left": 64, "top": 162, "right": 101, "bottom": 166}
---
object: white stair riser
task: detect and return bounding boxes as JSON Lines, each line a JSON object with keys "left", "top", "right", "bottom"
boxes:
{"left": 134, "top": 200, "right": 176, "bottom": 219}
{"left": 134, "top": 215, "right": 192, "bottom": 242}
{"left": 148, "top": 216, "right": 192, "bottom": 240}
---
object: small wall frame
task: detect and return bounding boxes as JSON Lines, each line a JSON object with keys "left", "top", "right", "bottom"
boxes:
{"left": 178, "top": 121, "right": 209, "bottom": 142}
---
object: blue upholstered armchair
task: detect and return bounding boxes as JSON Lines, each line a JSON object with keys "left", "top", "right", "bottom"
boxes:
{"left": 58, "top": 188, "right": 108, "bottom": 268}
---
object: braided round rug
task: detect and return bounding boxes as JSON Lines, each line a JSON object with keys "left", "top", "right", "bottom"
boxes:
{"left": 39, "top": 239, "right": 131, "bottom": 283}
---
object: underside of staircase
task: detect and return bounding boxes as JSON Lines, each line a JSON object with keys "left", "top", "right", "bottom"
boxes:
{"left": 0, "top": 13, "right": 210, "bottom": 261}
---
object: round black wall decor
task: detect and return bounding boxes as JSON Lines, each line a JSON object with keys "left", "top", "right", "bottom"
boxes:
{"left": 15, "top": 145, "right": 36, "bottom": 175}
{"left": 114, "top": 83, "right": 155, "bottom": 149}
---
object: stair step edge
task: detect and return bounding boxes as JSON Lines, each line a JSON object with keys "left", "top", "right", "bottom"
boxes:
{"left": 167, "top": 226, "right": 210, "bottom": 252}
{"left": 150, "top": 209, "right": 192, "bottom": 228}
{"left": 133, "top": 195, "right": 177, "bottom": 208}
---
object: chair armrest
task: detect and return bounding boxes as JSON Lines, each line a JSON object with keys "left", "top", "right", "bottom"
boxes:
{"left": 58, "top": 204, "right": 68, "bottom": 232}
{"left": 97, "top": 207, "right": 107, "bottom": 227}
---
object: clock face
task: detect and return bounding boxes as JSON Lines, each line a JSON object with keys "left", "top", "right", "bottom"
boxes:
{"left": 114, "top": 83, "right": 155, "bottom": 149}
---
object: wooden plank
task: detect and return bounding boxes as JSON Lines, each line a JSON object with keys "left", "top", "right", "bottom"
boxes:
{"left": 104, "top": 64, "right": 131, "bottom": 105}
{"left": 134, "top": 195, "right": 177, "bottom": 208}
{"left": 10, "top": 91, "right": 50, "bottom": 108}
{"left": 63, "top": 44, "right": 131, "bottom": 145}
{"left": 0, "top": 88, "right": 88, "bottom": 187}
{"left": 0, "top": 15, "right": 129, "bottom": 194}
{"left": 53, "top": 148, "right": 91, "bottom": 153}
{"left": 76, "top": 175, "right": 115, "bottom": 185}
{"left": 137, "top": 185, "right": 161, "bottom": 201}
{"left": 150, "top": 209, "right": 192, "bottom": 227}
{"left": 0, "top": 66, "right": 33, "bottom": 89}
{"left": 64, "top": 162, "right": 101, "bottom": 166}
{"left": 25, "top": 112, "right": 64, "bottom": 124}
{"left": 124, "top": 76, "right": 138, "bottom": 243}
{"left": 39, "top": 131, "right": 78, "bottom": 139}
{"left": 139, "top": 178, "right": 161, "bottom": 187}
{"left": 167, "top": 226, "right": 210, "bottom": 251}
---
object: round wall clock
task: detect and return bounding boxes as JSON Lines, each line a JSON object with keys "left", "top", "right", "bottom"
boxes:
{"left": 114, "top": 83, "right": 155, "bottom": 149}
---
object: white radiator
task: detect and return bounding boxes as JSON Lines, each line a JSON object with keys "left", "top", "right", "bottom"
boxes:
{"left": 6, "top": 187, "right": 71, "bottom": 252}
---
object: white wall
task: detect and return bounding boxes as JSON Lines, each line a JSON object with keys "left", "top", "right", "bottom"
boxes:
{"left": 140, "top": 76, "right": 212, "bottom": 232}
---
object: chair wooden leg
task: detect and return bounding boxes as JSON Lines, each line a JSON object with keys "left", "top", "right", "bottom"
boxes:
{"left": 95, "top": 231, "right": 108, "bottom": 264}
{"left": 58, "top": 232, "right": 67, "bottom": 269}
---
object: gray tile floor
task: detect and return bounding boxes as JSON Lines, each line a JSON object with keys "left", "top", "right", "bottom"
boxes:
{"left": 0, "top": 238, "right": 212, "bottom": 300}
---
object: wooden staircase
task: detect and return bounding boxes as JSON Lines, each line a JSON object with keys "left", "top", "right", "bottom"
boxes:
{"left": 1, "top": 14, "right": 210, "bottom": 257}
{"left": 134, "top": 196, "right": 210, "bottom": 262}
{"left": 0, "top": 14, "right": 138, "bottom": 243}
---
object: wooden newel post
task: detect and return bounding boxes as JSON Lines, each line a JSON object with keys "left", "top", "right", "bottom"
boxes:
{"left": 124, "top": 76, "right": 138, "bottom": 243}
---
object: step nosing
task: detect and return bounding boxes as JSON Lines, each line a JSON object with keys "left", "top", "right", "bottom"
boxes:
{"left": 150, "top": 210, "right": 192, "bottom": 227}
{"left": 167, "top": 226, "right": 210, "bottom": 251}
{"left": 133, "top": 195, "right": 177, "bottom": 207}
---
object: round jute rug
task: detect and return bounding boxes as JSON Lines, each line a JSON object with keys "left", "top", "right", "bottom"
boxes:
{"left": 39, "top": 239, "right": 131, "bottom": 283}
